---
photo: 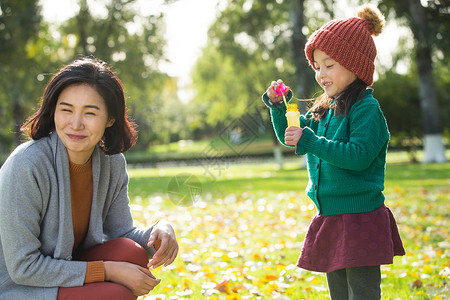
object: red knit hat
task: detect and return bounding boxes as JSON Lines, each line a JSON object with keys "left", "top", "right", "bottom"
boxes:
{"left": 305, "top": 4, "right": 385, "bottom": 86}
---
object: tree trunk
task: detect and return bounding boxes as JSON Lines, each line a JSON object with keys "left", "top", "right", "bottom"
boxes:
{"left": 77, "top": 0, "right": 89, "bottom": 55}
{"left": 273, "top": 143, "right": 284, "bottom": 169}
{"left": 408, "top": 0, "right": 447, "bottom": 162}
{"left": 290, "top": 0, "right": 315, "bottom": 112}
{"left": 288, "top": 0, "right": 314, "bottom": 168}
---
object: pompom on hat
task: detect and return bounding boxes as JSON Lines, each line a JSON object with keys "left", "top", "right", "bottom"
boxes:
{"left": 305, "top": 4, "right": 385, "bottom": 86}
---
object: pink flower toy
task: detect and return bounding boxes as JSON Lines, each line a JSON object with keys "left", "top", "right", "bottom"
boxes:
{"left": 274, "top": 82, "right": 289, "bottom": 107}
{"left": 274, "top": 82, "right": 288, "bottom": 96}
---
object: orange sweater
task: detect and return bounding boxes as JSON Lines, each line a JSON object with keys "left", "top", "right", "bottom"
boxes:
{"left": 69, "top": 160, "right": 104, "bottom": 284}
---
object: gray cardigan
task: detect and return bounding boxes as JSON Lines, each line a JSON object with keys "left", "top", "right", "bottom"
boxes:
{"left": 0, "top": 132, "right": 156, "bottom": 299}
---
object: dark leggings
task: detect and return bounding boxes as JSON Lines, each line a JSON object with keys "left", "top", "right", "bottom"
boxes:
{"left": 326, "top": 265, "right": 381, "bottom": 300}
{"left": 57, "top": 238, "right": 148, "bottom": 300}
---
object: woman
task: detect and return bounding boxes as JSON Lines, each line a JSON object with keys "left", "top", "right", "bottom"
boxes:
{"left": 0, "top": 57, "right": 178, "bottom": 299}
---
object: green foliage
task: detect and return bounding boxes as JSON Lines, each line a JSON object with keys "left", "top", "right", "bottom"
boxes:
{"left": 150, "top": 78, "right": 191, "bottom": 145}
{"left": 434, "top": 61, "right": 450, "bottom": 137}
{"left": 1, "top": 0, "right": 449, "bottom": 156}
{"left": 190, "top": 0, "right": 310, "bottom": 136}
{"left": 380, "top": 0, "right": 450, "bottom": 60}
{"left": 191, "top": 47, "right": 245, "bottom": 127}
{"left": 380, "top": 0, "right": 448, "bottom": 141}
{"left": 190, "top": 0, "right": 449, "bottom": 158}
{"left": 373, "top": 71, "right": 421, "bottom": 148}
{"left": 57, "top": 0, "right": 175, "bottom": 150}
{"left": 0, "top": 0, "right": 52, "bottom": 150}
{"left": 0, "top": 0, "right": 182, "bottom": 152}
{"left": 374, "top": 56, "right": 450, "bottom": 151}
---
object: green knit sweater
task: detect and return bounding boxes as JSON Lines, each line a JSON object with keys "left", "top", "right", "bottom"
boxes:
{"left": 263, "top": 89, "right": 390, "bottom": 215}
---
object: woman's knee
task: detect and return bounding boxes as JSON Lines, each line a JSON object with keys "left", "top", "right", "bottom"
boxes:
{"left": 110, "top": 238, "right": 149, "bottom": 267}
{"left": 76, "top": 238, "right": 149, "bottom": 267}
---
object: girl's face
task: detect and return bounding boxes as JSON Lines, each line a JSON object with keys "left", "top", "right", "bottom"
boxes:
{"left": 313, "top": 49, "right": 357, "bottom": 98}
{"left": 54, "top": 83, "right": 114, "bottom": 164}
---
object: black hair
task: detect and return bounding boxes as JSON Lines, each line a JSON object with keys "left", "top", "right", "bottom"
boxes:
{"left": 21, "top": 57, "right": 137, "bottom": 154}
{"left": 310, "top": 78, "right": 367, "bottom": 121}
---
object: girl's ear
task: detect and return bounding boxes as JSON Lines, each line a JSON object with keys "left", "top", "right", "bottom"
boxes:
{"left": 106, "top": 118, "right": 115, "bottom": 128}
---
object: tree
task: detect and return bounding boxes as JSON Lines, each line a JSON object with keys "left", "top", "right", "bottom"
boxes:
{"left": 407, "top": 0, "right": 447, "bottom": 162}
{"left": 191, "top": 0, "right": 328, "bottom": 166}
{"left": 0, "top": 0, "right": 178, "bottom": 153}
{"left": 59, "top": 0, "right": 177, "bottom": 150}
{"left": 381, "top": 0, "right": 448, "bottom": 162}
{"left": 373, "top": 71, "right": 421, "bottom": 160}
{"left": 0, "top": 0, "right": 52, "bottom": 150}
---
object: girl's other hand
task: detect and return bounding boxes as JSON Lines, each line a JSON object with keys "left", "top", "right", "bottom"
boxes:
{"left": 285, "top": 126, "right": 303, "bottom": 146}
{"left": 147, "top": 220, "right": 179, "bottom": 269}
{"left": 266, "top": 79, "right": 290, "bottom": 104}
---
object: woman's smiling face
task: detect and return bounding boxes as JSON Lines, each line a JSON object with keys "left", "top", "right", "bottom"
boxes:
{"left": 313, "top": 49, "right": 357, "bottom": 98}
{"left": 54, "top": 83, "right": 114, "bottom": 164}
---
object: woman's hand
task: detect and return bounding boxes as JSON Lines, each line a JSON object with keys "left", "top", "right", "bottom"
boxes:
{"left": 147, "top": 220, "right": 179, "bottom": 269}
{"left": 266, "top": 79, "right": 290, "bottom": 104}
{"left": 285, "top": 126, "right": 303, "bottom": 146}
{"left": 104, "top": 261, "right": 161, "bottom": 297}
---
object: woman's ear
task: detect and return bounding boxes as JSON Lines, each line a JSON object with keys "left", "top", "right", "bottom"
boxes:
{"left": 106, "top": 118, "right": 115, "bottom": 128}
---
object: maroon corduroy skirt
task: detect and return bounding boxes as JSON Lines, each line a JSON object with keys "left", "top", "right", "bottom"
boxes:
{"left": 297, "top": 204, "right": 405, "bottom": 273}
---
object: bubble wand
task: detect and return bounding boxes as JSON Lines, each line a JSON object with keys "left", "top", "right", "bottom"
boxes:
{"left": 274, "top": 82, "right": 300, "bottom": 128}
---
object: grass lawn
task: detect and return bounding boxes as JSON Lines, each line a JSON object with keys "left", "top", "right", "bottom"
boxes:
{"left": 127, "top": 153, "right": 450, "bottom": 300}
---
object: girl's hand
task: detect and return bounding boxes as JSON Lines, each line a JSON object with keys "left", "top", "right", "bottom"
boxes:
{"left": 266, "top": 79, "right": 290, "bottom": 104}
{"left": 104, "top": 261, "right": 161, "bottom": 297}
{"left": 285, "top": 126, "right": 303, "bottom": 146}
{"left": 147, "top": 220, "right": 179, "bottom": 269}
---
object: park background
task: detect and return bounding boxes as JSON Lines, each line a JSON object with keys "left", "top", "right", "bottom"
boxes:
{"left": 0, "top": 0, "right": 449, "bottom": 299}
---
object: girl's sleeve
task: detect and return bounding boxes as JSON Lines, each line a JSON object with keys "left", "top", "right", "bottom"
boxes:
{"left": 101, "top": 155, "right": 157, "bottom": 258}
{"left": 262, "top": 90, "right": 311, "bottom": 148}
{"left": 296, "top": 100, "right": 389, "bottom": 171}
{"left": 0, "top": 155, "right": 87, "bottom": 288}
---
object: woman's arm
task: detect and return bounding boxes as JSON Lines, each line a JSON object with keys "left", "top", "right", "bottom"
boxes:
{"left": 101, "top": 155, "right": 178, "bottom": 267}
{"left": 101, "top": 155, "right": 156, "bottom": 254}
{"left": 0, "top": 154, "right": 86, "bottom": 287}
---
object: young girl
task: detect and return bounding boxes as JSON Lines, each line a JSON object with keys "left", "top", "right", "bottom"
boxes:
{"left": 262, "top": 5, "right": 405, "bottom": 299}
{"left": 0, "top": 57, "right": 178, "bottom": 299}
